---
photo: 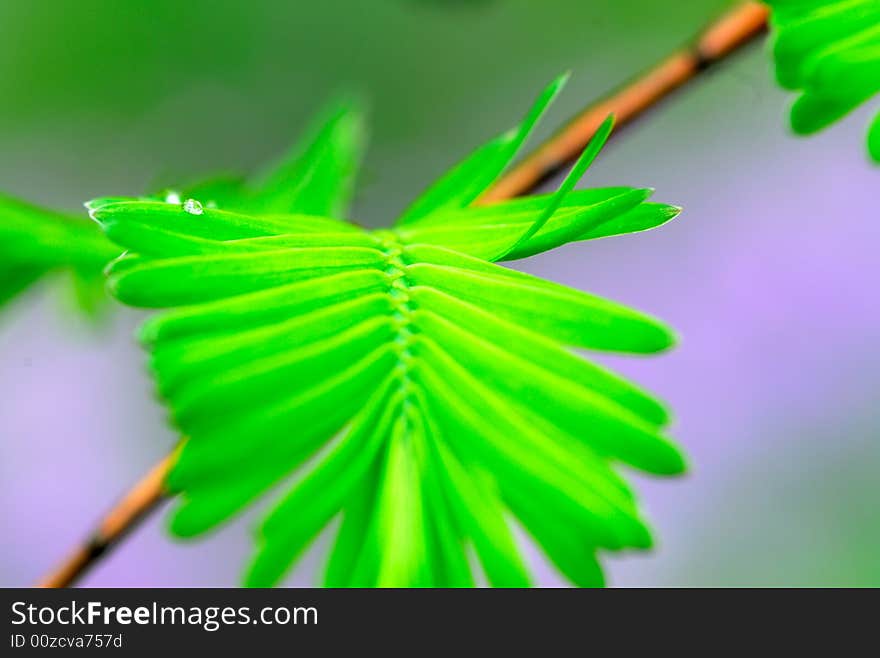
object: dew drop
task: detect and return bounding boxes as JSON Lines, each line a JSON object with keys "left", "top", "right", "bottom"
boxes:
{"left": 164, "top": 191, "right": 182, "bottom": 205}
{"left": 183, "top": 199, "right": 204, "bottom": 216}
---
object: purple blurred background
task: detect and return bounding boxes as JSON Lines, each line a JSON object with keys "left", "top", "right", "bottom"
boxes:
{"left": 1, "top": 0, "right": 878, "bottom": 586}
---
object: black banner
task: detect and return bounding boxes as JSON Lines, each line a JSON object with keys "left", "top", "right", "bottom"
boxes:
{"left": 0, "top": 588, "right": 864, "bottom": 651}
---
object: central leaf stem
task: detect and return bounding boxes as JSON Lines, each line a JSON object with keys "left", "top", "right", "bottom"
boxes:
{"left": 374, "top": 231, "right": 417, "bottom": 410}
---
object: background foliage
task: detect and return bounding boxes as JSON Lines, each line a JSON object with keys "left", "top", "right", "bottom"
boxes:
{"left": 2, "top": 0, "right": 879, "bottom": 586}
{"left": 768, "top": 0, "right": 880, "bottom": 161}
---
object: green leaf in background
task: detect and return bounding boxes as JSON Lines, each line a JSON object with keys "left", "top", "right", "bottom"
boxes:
{"left": 152, "top": 97, "right": 367, "bottom": 219}
{"left": 90, "top": 77, "right": 686, "bottom": 588}
{"left": 767, "top": 0, "right": 880, "bottom": 162}
{"left": 0, "top": 194, "right": 119, "bottom": 315}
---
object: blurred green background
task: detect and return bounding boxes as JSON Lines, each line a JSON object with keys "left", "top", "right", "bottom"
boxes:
{"left": 2, "top": 0, "right": 879, "bottom": 587}
{"left": 0, "top": 0, "right": 734, "bottom": 221}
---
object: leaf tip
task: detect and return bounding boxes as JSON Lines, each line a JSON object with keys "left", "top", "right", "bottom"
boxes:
{"left": 138, "top": 319, "right": 161, "bottom": 346}
{"left": 166, "top": 504, "right": 202, "bottom": 540}
{"left": 554, "top": 70, "right": 572, "bottom": 89}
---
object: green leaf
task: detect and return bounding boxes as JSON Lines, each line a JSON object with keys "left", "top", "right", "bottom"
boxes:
{"left": 399, "top": 189, "right": 680, "bottom": 258}
{"left": 106, "top": 245, "right": 385, "bottom": 307}
{"left": 244, "top": 376, "right": 401, "bottom": 587}
{"left": 417, "top": 399, "right": 531, "bottom": 587}
{"left": 0, "top": 192, "right": 119, "bottom": 313}
{"left": 92, "top": 78, "right": 686, "bottom": 588}
{"left": 496, "top": 114, "right": 615, "bottom": 260}
{"left": 249, "top": 98, "right": 367, "bottom": 218}
{"left": 0, "top": 265, "right": 47, "bottom": 308}
{"left": 2, "top": 98, "right": 366, "bottom": 316}
{"left": 151, "top": 99, "right": 367, "bottom": 219}
{"left": 397, "top": 188, "right": 651, "bottom": 260}
{"left": 405, "top": 245, "right": 677, "bottom": 357}
{"left": 408, "top": 284, "right": 671, "bottom": 425}
{"left": 396, "top": 74, "right": 568, "bottom": 225}
{"left": 399, "top": 188, "right": 653, "bottom": 262}
{"left": 868, "top": 110, "right": 880, "bottom": 160}
{"left": 767, "top": 0, "right": 880, "bottom": 162}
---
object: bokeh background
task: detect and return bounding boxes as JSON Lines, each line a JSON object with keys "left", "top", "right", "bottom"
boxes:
{"left": 1, "top": 0, "right": 878, "bottom": 587}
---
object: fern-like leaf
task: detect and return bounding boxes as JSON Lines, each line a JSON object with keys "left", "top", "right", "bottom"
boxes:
{"left": 0, "top": 194, "right": 119, "bottom": 314}
{"left": 767, "top": 0, "right": 880, "bottom": 162}
{"left": 90, "top": 77, "right": 686, "bottom": 587}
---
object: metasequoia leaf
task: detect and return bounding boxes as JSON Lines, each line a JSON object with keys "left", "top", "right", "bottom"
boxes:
{"left": 0, "top": 193, "right": 119, "bottom": 314}
{"left": 767, "top": 0, "right": 880, "bottom": 162}
{"left": 92, "top": 76, "right": 687, "bottom": 587}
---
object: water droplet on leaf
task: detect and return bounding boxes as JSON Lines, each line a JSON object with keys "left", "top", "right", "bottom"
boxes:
{"left": 165, "top": 191, "right": 182, "bottom": 205}
{"left": 184, "top": 199, "right": 204, "bottom": 216}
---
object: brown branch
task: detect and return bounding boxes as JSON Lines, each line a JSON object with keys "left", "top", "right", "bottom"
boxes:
{"left": 36, "top": 452, "right": 175, "bottom": 588}
{"left": 35, "top": 1, "right": 770, "bottom": 589}
{"left": 480, "top": 1, "right": 770, "bottom": 203}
